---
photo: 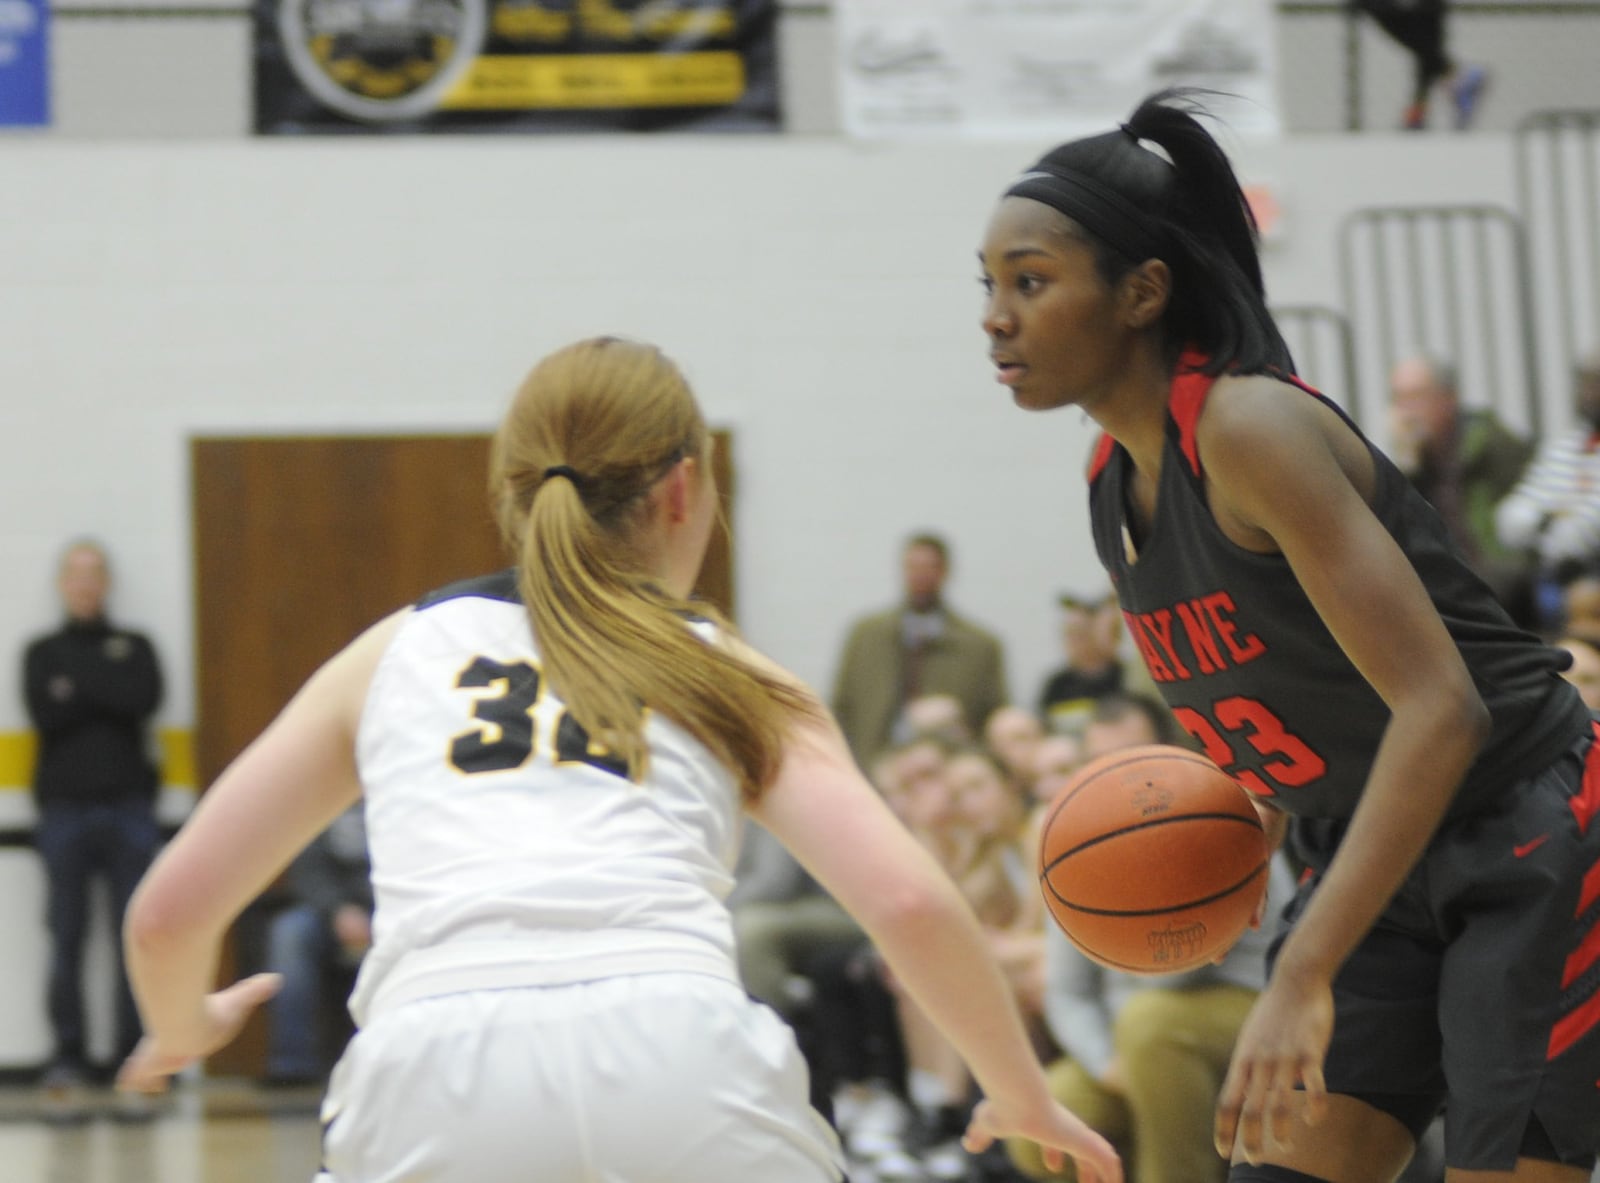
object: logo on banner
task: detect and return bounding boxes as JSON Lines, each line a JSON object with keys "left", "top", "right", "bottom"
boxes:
{"left": 0, "top": 0, "right": 48, "bottom": 127}
{"left": 277, "top": 0, "right": 489, "bottom": 122}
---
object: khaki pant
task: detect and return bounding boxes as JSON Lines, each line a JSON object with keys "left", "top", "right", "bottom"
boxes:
{"left": 1006, "top": 983, "right": 1257, "bottom": 1183}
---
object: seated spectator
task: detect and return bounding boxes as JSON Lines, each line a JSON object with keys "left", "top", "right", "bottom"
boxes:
{"left": 809, "top": 740, "right": 940, "bottom": 1171}
{"left": 882, "top": 733, "right": 969, "bottom": 871}
{"left": 1022, "top": 733, "right": 1086, "bottom": 868}
{"left": 1555, "top": 631, "right": 1600, "bottom": 711}
{"left": 1037, "top": 594, "right": 1126, "bottom": 736}
{"left": 888, "top": 742, "right": 1046, "bottom": 1181}
{"left": 902, "top": 692, "right": 974, "bottom": 746}
{"left": 1561, "top": 569, "right": 1600, "bottom": 635}
{"left": 263, "top": 803, "right": 371, "bottom": 1085}
{"left": 1029, "top": 734, "right": 1084, "bottom": 808}
{"left": 1005, "top": 700, "right": 1291, "bottom": 1183}
{"left": 729, "top": 822, "right": 861, "bottom": 1025}
{"left": 1387, "top": 353, "right": 1535, "bottom": 620}
{"left": 984, "top": 704, "right": 1047, "bottom": 787}
{"left": 1495, "top": 351, "right": 1600, "bottom": 628}
{"left": 948, "top": 746, "right": 1047, "bottom": 1022}
{"left": 1078, "top": 690, "right": 1187, "bottom": 753}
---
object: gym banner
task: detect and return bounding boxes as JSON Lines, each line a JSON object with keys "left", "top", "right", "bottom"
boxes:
{"left": 255, "top": 0, "right": 780, "bottom": 134}
{"left": 0, "top": 0, "right": 48, "bottom": 128}
{"left": 836, "top": 0, "right": 1281, "bottom": 141}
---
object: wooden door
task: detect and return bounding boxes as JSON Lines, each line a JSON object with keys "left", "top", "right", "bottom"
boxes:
{"left": 191, "top": 431, "right": 734, "bottom": 1074}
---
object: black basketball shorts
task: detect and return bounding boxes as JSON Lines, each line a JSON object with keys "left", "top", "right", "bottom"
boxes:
{"left": 1273, "top": 718, "right": 1600, "bottom": 1171}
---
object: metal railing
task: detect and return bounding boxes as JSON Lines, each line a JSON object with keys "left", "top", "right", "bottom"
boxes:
{"left": 1272, "top": 304, "right": 1362, "bottom": 420}
{"left": 1516, "top": 109, "right": 1600, "bottom": 424}
{"left": 1338, "top": 204, "right": 1543, "bottom": 436}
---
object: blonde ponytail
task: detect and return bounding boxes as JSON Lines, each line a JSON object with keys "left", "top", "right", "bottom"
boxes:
{"left": 491, "top": 337, "right": 817, "bottom": 797}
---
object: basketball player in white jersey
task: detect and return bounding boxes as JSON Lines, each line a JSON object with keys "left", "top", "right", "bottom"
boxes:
{"left": 115, "top": 337, "right": 1120, "bottom": 1183}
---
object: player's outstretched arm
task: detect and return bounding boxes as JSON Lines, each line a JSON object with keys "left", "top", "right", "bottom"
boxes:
{"left": 751, "top": 707, "right": 1122, "bottom": 1183}
{"left": 118, "top": 610, "right": 406, "bottom": 1093}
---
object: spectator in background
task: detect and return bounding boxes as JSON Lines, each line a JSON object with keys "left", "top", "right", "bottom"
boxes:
{"left": 1496, "top": 351, "right": 1600, "bottom": 629}
{"left": 903, "top": 692, "right": 975, "bottom": 747}
{"left": 1387, "top": 354, "right": 1535, "bottom": 620}
{"left": 1561, "top": 569, "right": 1600, "bottom": 636}
{"left": 985, "top": 705, "right": 1047, "bottom": 787}
{"left": 262, "top": 802, "right": 372, "bottom": 1086}
{"left": 1029, "top": 734, "right": 1084, "bottom": 809}
{"left": 23, "top": 539, "right": 164, "bottom": 1106}
{"left": 1023, "top": 734, "right": 1087, "bottom": 861}
{"left": 822, "top": 738, "right": 951, "bottom": 1176}
{"left": 1351, "top": 0, "right": 1489, "bottom": 130}
{"left": 878, "top": 740, "right": 1052, "bottom": 1182}
{"left": 832, "top": 533, "right": 1008, "bottom": 771}
{"left": 1037, "top": 594, "right": 1126, "bottom": 737}
{"left": 1006, "top": 694, "right": 1290, "bottom": 1183}
{"left": 1555, "top": 631, "right": 1600, "bottom": 711}
{"left": 729, "top": 822, "right": 857, "bottom": 1024}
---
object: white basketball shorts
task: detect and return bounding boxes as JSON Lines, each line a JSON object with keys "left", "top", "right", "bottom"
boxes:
{"left": 313, "top": 972, "right": 845, "bottom": 1183}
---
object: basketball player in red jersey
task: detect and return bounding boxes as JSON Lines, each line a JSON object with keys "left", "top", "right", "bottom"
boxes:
{"left": 978, "top": 90, "right": 1600, "bottom": 1183}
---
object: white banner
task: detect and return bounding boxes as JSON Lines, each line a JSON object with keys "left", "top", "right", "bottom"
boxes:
{"left": 837, "top": 0, "right": 1282, "bottom": 140}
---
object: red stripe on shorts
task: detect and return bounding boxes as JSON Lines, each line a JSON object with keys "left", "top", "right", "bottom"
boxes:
{"left": 1570, "top": 721, "right": 1600, "bottom": 836}
{"left": 1550, "top": 987, "right": 1600, "bottom": 1060}
{"left": 1564, "top": 915, "right": 1600, "bottom": 990}
{"left": 1581, "top": 860, "right": 1600, "bottom": 921}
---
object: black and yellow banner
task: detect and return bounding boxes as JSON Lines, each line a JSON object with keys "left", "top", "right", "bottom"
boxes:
{"left": 254, "top": 0, "right": 780, "bottom": 133}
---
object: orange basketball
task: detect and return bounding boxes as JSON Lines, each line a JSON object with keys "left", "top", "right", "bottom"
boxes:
{"left": 1038, "top": 743, "right": 1268, "bottom": 974}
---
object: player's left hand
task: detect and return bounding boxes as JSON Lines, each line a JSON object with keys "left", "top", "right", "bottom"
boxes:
{"left": 964, "top": 1095, "right": 1123, "bottom": 1183}
{"left": 1213, "top": 970, "right": 1331, "bottom": 1165}
{"left": 116, "top": 973, "right": 283, "bottom": 1094}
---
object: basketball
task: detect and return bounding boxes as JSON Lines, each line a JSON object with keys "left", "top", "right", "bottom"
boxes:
{"left": 1038, "top": 744, "right": 1268, "bottom": 974}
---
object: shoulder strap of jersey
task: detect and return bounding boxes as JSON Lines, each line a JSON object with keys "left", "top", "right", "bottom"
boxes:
{"left": 1087, "top": 431, "right": 1118, "bottom": 483}
{"left": 1089, "top": 353, "right": 1337, "bottom": 485}
{"left": 415, "top": 568, "right": 521, "bottom": 610}
{"left": 1169, "top": 350, "right": 1218, "bottom": 479}
{"left": 1170, "top": 356, "right": 1351, "bottom": 483}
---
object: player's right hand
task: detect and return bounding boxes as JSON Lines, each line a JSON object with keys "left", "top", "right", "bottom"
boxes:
{"left": 962, "top": 1095, "right": 1123, "bottom": 1183}
{"left": 1214, "top": 971, "right": 1331, "bottom": 1164}
{"left": 117, "top": 973, "right": 283, "bottom": 1095}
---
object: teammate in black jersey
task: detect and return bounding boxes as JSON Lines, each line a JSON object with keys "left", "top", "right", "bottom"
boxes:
{"left": 978, "top": 89, "right": 1600, "bottom": 1183}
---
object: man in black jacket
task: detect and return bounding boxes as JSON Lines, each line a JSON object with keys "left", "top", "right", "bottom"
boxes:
{"left": 23, "top": 540, "right": 163, "bottom": 1095}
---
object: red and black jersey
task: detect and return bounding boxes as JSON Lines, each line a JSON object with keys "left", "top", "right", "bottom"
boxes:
{"left": 1087, "top": 359, "right": 1589, "bottom": 822}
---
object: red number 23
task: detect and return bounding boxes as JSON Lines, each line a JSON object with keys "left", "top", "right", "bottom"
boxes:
{"left": 1171, "top": 696, "right": 1326, "bottom": 798}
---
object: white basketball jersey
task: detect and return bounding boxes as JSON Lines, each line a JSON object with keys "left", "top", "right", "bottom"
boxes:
{"left": 347, "top": 572, "right": 745, "bottom": 1027}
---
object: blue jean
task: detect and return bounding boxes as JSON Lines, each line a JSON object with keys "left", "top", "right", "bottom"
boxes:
{"left": 265, "top": 903, "right": 341, "bottom": 1079}
{"left": 34, "top": 800, "right": 161, "bottom": 1068}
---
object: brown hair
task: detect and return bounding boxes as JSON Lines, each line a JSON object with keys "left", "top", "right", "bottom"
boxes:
{"left": 489, "top": 337, "right": 817, "bottom": 798}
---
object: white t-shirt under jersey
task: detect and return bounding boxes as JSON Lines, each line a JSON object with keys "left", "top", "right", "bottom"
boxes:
{"left": 346, "top": 575, "right": 744, "bottom": 1026}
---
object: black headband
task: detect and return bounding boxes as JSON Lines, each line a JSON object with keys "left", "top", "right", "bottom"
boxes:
{"left": 1003, "top": 166, "right": 1162, "bottom": 264}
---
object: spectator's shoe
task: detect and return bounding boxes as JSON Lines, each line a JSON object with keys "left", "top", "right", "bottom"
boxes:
{"left": 1451, "top": 65, "right": 1489, "bottom": 130}
{"left": 845, "top": 1084, "right": 913, "bottom": 1160}
{"left": 1402, "top": 102, "right": 1428, "bottom": 131}
{"left": 868, "top": 1145, "right": 929, "bottom": 1183}
{"left": 38, "top": 1061, "right": 92, "bottom": 1126}
{"left": 903, "top": 1102, "right": 973, "bottom": 1180}
{"left": 919, "top": 1138, "right": 970, "bottom": 1182}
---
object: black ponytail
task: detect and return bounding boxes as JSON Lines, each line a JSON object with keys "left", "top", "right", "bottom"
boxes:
{"left": 1006, "top": 88, "right": 1293, "bottom": 377}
